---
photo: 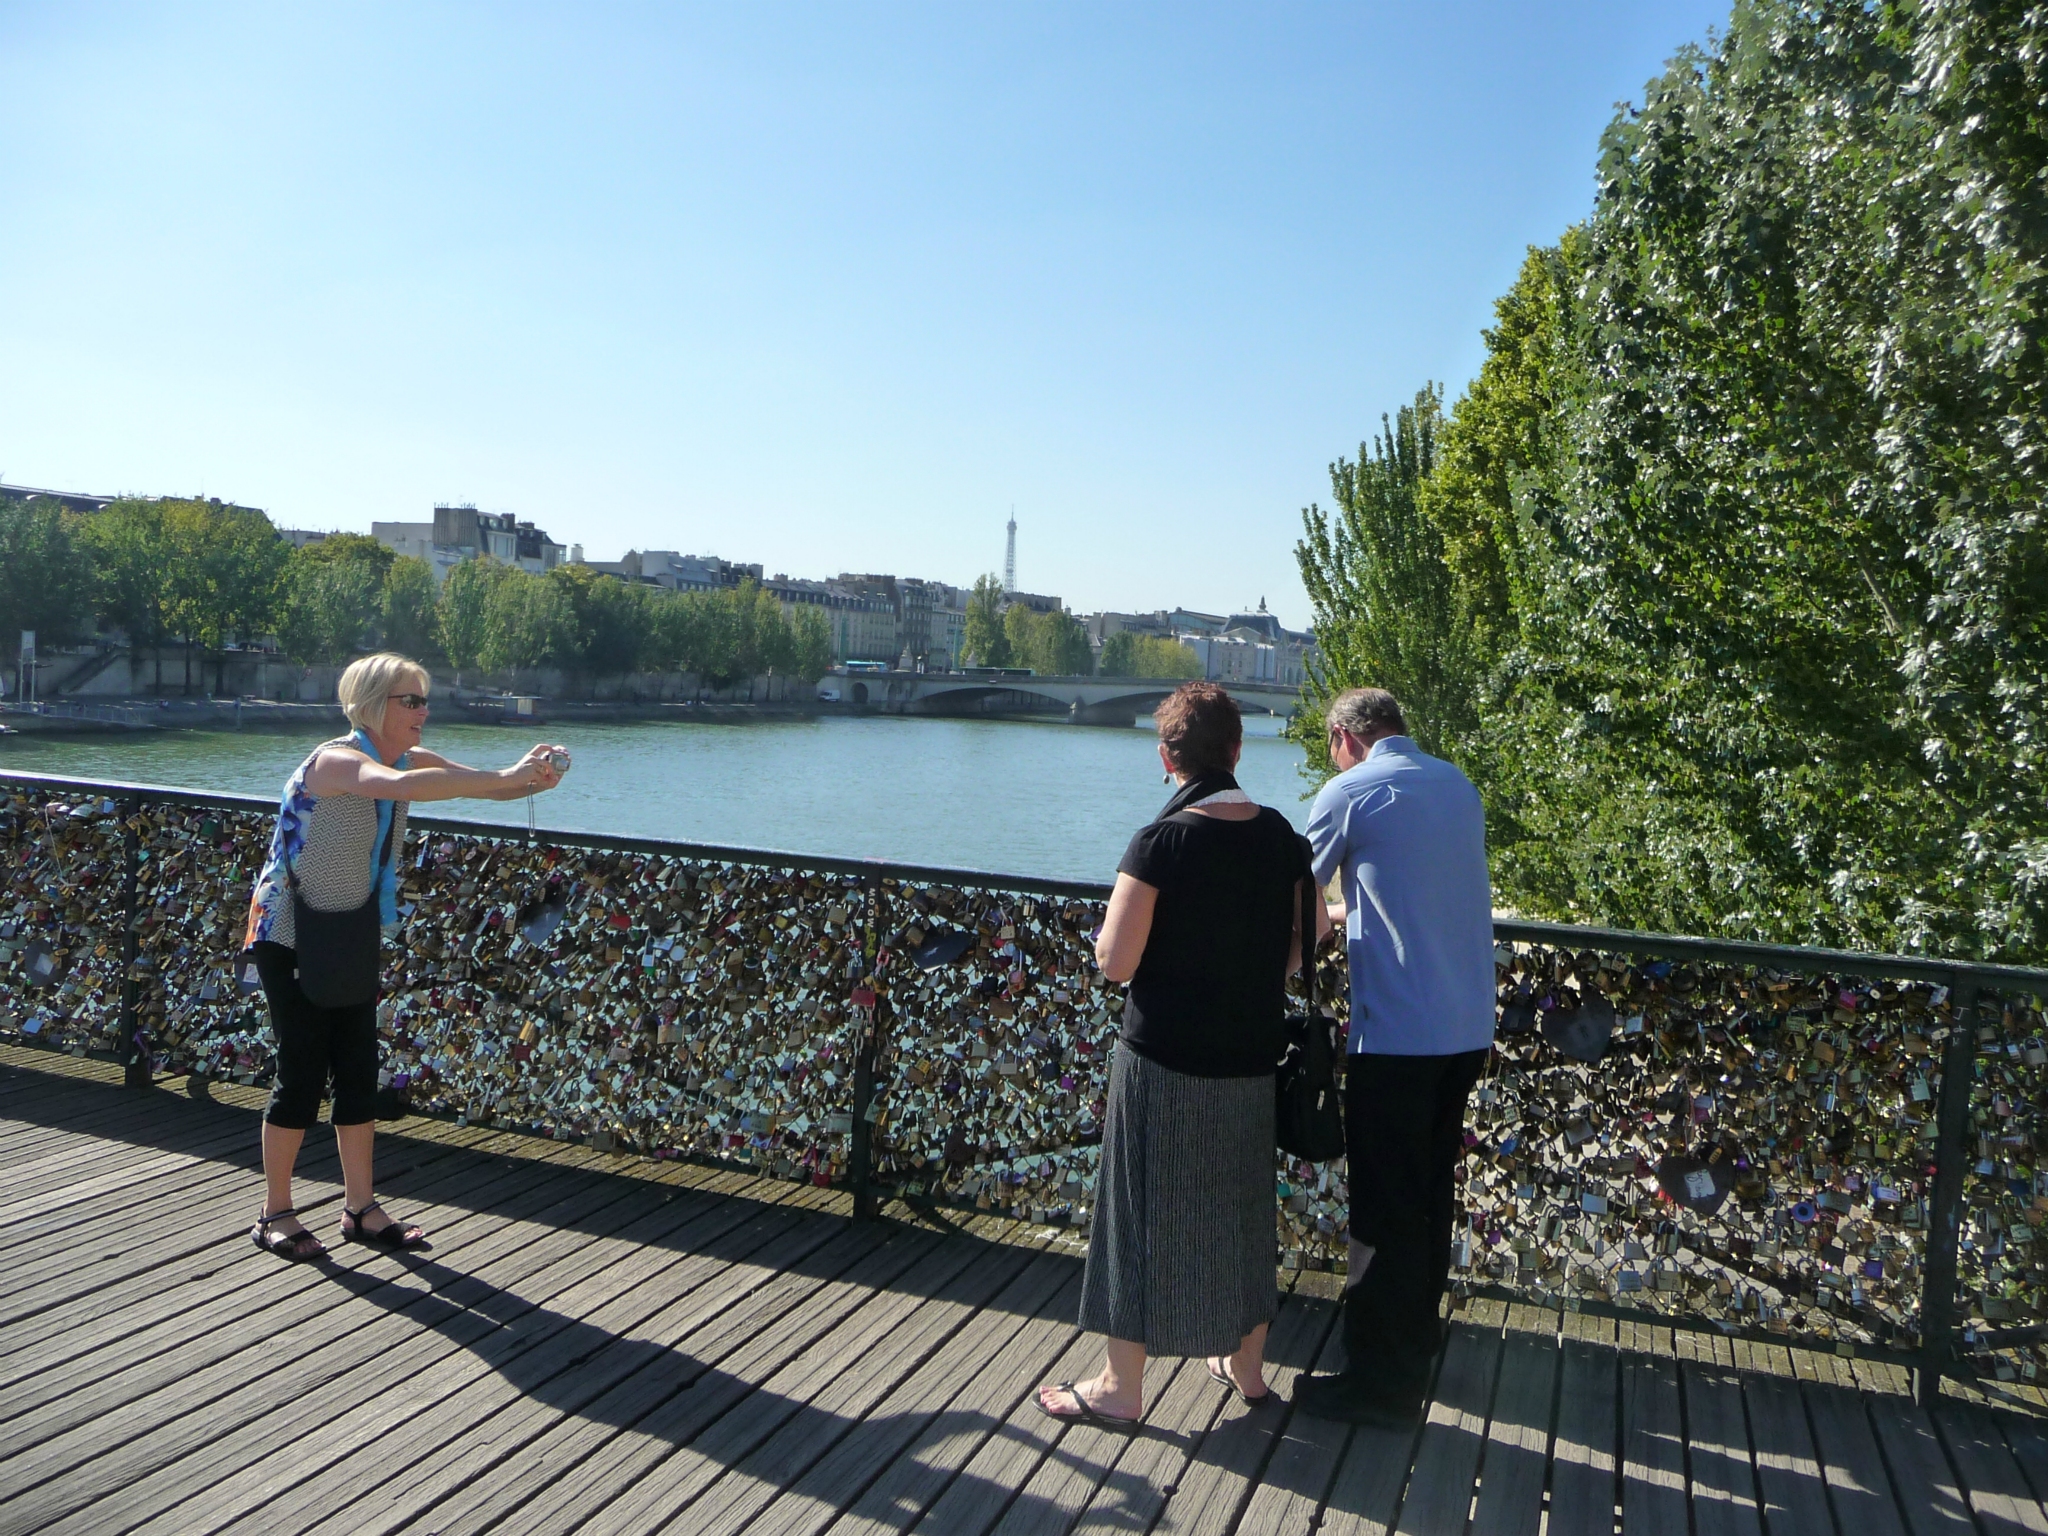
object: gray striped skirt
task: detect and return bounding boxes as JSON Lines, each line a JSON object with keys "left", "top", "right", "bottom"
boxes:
{"left": 1077, "top": 1042, "right": 1276, "bottom": 1357}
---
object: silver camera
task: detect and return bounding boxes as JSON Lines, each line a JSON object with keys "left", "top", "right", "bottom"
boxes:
{"left": 544, "top": 750, "right": 572, "bottom": 774}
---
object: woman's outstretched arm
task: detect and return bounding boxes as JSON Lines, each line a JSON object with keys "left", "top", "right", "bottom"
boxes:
{"left": 304, "top": 742, "right": 565, "bottom": 802}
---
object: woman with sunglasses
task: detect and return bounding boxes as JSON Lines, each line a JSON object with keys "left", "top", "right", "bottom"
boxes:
{"left": 243, "top": 652, "right": 567, "bottom": 1260}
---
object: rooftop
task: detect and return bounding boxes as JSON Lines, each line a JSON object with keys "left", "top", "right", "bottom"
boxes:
{"left": 4, "top": 1047, "right": 2039, "bottom": 1536}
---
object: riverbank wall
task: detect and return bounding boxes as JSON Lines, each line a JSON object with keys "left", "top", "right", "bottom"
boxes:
{"left": 12, "top": 644, "right": 811, "bottom": 709}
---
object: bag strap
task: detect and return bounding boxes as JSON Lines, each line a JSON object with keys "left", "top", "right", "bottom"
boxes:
{"left": 1298, "top": 854, "right": 1319, "bottom": 1014}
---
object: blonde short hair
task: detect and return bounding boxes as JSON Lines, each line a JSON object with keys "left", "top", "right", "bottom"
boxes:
{"left": 337, "top": 653, "right": 429, "bottom": 735}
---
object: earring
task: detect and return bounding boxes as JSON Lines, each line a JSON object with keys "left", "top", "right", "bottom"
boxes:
{"left": 1162, "top": 771, "right": 1171, "bottom": 784}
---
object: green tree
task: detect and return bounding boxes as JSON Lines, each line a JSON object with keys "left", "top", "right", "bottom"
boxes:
{"left": 788, "top": 603, "right": 833, "bottom": 684}
{"left": 153, "top": 500, "right": 289, "bottom": 691}
{"left": 1133, "top": 636, "right": 1199, "bottom": 679}
{"left": 1288, "top": 387, "right": 1480, "bottom": 772}
{"left": 480, "top": 568, "right": 576, "bottom": 673}
{"left": 380, "top": 557, "right": 441, "bottom": 661}
{"left": 437, "top": 557, "right": 511, "bottom": 683}
{"left": 548, "top": 563, "right": 657, "bottom": 676}
{"left": 278, "top": 534, "right": 390, "bottom": 665}
{"left": 1001, "top": 602, "right": 1039, "bottom": 672}
{"left": 1097, "top": 630, "right": 1139, "bottom": 678}
{"left": 0, "top": 500, "right": 92, "bottom": 683}
{"left": 76, "top": 500, "right": 171, "bottom": 689}
{"left": 961, "top": 574, "right": 1011, "bottom": 667}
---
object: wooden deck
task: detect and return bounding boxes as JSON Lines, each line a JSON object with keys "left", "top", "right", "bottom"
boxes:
{"left": 5, "top": 1050, "right": 2048, "bottom": 1536}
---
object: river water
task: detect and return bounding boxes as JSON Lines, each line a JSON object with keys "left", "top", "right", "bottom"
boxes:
{"left": 0, "top": 714, "right": 1313, "bottom": 884}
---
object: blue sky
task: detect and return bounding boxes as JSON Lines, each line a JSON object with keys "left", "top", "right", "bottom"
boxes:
{"left": 0, "top": 2, "right": 1724, "bottom": 626}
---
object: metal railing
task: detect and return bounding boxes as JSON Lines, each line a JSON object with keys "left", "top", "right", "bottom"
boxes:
{"left": 3, "top": 767, "right": 2046, "bottom": 1407}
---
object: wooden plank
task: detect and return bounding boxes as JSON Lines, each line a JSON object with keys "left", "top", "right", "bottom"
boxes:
{"left": 1934, "top": 1402, "right": 2048, "bottom": 1536}
{"left": 979, "top": 1357, "right": 1198, "bottom": 1536}
{"left": 463, "top": 1233, "right": 1024, "bottom": 1536}
{"left": 1220, "top": 1302, "right": 1351, "bottom": 1536}
{"left": 1547, "top": 1334, "right": 1618, "bottom": 1536}
{"left": 1683, "top": 1361, "right": 1762, "bottom": 1536}
{"left": 905, "top": 1329, "right": 1115, "bottom": 1536}
{"left": 2002, "top": 1413, "right": 2048, "bottom": 1513}
{"left": 1742, "top": 1369, "right": 1833, "bottom": 1536}
{"left": 1867, "top": 1397, "right": 1979, "bottom": 1536}
{"left": 1619, "top": 1352, "right": 1686, "bottom": 1535}
{"left": 0, "top": 1158, "right": 642, "bottom": 1527}
{"left": 1468, "top": 1330, "right": 1558, "bottom": 1536}
{"left": 67, "top": 1181, "right": 750, "bottom": 1536}
{"left": 742, "top": 1257, "right": 1082, "bottom": 1536}
{"left": 1394, "top": 1320, "right": 1504, "bottom": 1536}
{"left": 823, "top": 1286, "right": 1084, "bottom": 1536}
{"left": 172, "top": 1198, "right": 839, "bottom": 1536}
{"left": 1805, "top": 1382, "right": 1907, "bottom": 1536}
{"left": 1163, "top": 1302, "right": 1351, "bottom": 1536}
{"left": 1062, "top": 1349, "right": 1229, "bottom": 1536}
{"left": 291, "top": 1221, "right": 923, "bottom": 1536}
{"left": 0, "top": 1148, "right": 588, "bottom": 1440}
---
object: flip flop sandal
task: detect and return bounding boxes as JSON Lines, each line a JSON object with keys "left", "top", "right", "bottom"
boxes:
{"left": 251, "top": 1207, "right": 326, "bottom": 1262}
{"left": 1033, "top": 1382, "right": 1141, "bottom": 1430}
{"left": 340, "top": 1201, "right": 430, "bottom": 1250}
{"left": 1206, "top": 1360, "right": 1273, "bottom": 1406}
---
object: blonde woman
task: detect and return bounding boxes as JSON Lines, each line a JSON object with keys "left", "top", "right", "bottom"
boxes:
{"left": 243, "top": 652, "right": 567, "bottom": 1260}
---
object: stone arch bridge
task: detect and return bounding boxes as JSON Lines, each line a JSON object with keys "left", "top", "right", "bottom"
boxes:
{"left": 831, "top": 671, "right": 1302, "bottom": 726}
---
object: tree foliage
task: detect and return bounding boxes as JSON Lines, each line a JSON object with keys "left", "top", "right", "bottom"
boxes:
{"left": 1097, "top": 630, "right": 1200, "bottom": 679}
{"left": 1288, "top": 388, "right": 1481, "bottom": 772}
{"left": 961, "top": 575, "right": 1010, "bottom": 667}
{"left": 0, "top": 499, "right": 92, "bottom": 666}
{"left": 1001, "top": 603, "right": 1092, "bottom": 676}
{"left": 1299, "top": 0, "right": 2048, "bottom": 962}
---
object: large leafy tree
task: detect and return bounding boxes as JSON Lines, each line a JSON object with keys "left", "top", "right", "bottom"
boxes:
{"left": 0, "top": 500, "right": 92, "bottom": 680}
{"left": 961, "top": 574, "right": 1011, "bottom": 667}
{"left": 1304, "top": 0, "right": 2048, "bottom": 962}
{"left": 76, "top": 499, "right": 172, "bottom": 689}
{"left": 437, "top": 556, "right": 512, "bottom": 683}
{"left": 1288, "top": 388, "right": 1481, "bottom": 771}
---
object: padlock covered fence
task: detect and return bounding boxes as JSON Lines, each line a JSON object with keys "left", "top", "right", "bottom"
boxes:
{"left": 4, "top": 769, "right": 2047, "bottom": 1402}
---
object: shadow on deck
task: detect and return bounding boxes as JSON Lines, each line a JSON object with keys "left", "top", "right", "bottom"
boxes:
{"left": 2, "top": 1047, "right": 2045, "bottom": 1536}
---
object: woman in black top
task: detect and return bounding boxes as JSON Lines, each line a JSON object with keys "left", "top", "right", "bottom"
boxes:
{"left": 1037, "top": 682, "right": 1328, "bottom": 1426}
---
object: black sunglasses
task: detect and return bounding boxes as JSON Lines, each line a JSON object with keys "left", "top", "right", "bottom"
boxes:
{"left": 387, "top": 693, "right": 431, "bottom": 711}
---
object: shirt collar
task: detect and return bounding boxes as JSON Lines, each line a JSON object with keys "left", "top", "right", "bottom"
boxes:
{"left": 1365, "top": 734, "right": 1417, "bottom": 762}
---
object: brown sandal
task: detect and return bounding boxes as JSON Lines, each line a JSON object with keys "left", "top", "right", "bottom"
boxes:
{"left": 340, "top": 1201, "right": 429, "bottom": 1250}
{"left": 251, "top": 1207, "right": 326, "bottom": 1261}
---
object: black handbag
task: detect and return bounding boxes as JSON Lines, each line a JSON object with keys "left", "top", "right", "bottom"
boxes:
{"left": 285, "top": 810, "right": 397, "bottom": 1010}
{"left": 1276, "top": 868, "right": 1346, "bottom": 1162}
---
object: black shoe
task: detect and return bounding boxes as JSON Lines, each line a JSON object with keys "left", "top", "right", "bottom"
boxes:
{"left": 1291, "top": 1371, "right": 1424, "bottom": 1429}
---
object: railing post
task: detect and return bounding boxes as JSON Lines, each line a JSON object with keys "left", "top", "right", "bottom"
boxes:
{"left": 848, "top": 873, "right": 883, "bottom": 1222}
{"left": 1916, "top": 973, "right": 1980, "bottom": 1407}
{"left": 118, "top": 796, "right": 148, "bottom": 1089}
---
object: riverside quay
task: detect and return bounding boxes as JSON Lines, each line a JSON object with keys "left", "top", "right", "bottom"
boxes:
{"left": 6, "top": 768, "right": 2048, "bottom": 1535}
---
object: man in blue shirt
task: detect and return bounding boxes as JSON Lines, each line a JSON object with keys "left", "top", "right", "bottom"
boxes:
{"left": 1293, "top": 687, "right": 1495, "bottom": 1427}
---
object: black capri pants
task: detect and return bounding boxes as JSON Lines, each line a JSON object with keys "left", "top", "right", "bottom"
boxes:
{"left": 251, "top": 940, "right": 379, "bottom": 1129}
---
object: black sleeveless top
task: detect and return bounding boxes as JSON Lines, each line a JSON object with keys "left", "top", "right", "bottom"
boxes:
{"left": 1115, "top": 806, "right": 1311, "bottom": 1078}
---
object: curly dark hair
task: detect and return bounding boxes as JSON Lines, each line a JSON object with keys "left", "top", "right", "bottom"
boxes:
{"left": 1155, "top": 681, "right": 1242, "bottom": 776}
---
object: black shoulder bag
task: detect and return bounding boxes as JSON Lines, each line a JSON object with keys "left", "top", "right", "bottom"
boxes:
{"left": 285, "top": 809, "right": 397, "bottom": 1010}
{"left": 1275, "top": 869, "right": 1346, "bottom": 1162}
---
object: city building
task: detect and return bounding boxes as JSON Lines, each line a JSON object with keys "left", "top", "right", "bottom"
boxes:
{"left": 1005, "top": 590, "right": 1065, "bottom": 617}
{"left": 834, "top": 574, "right": 970, "bottom": 670}
{"left": 276, "top": 529, "right": 335, "bottom": 550}
{"left": 373, "top": 505, "right": 566, "bottom": 582}
{"left": 763, "top": 575, "right": 898, "bottom": 664}
{"left": 1183, "top": 603, "right": 1316, "bottom": 687}
{"left": 0, "top": 482, "right": 115, "bottom": 514}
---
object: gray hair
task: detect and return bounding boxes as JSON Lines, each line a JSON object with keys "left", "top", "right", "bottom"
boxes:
{"left": 337, "top": 652, "right": 429, "bottom": 735}
{"left": 1325, "top": 686, "right": 1407, "bottom": 739}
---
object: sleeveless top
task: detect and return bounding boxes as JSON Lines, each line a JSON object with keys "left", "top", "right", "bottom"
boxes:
{"left": 242, "top": 735, "right": 411, "bottom": 951}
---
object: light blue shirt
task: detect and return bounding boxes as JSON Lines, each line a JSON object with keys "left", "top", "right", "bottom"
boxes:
{"left": 1306, "top": 736, "right": 1496, "bottom": 1056}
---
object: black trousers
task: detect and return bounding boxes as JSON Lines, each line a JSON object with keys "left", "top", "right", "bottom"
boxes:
{"left": 1341, "top": 1047, "right": 1489, "bottom": 1396}
{"left": 251, "top": 940, "right": 380, "bottom": 1129}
